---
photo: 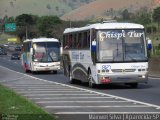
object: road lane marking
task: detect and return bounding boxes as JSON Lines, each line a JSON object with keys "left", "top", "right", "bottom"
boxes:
{"left": 17, "top": 91, "right": 92, "bottom": 93}
{"left": 0, "top": 76, "right": 26, "bottom": 83}
{"left": 29, "top": 97, "right": 113, "bottom": 100}
{"left": 7, "top": 86, "right": 69, "bottom": 88}
{"left": 6, "top": 84, "right": 63, "bottom": 86}
{"left": 23, "top": 94, "right": 98, "bottom": 97}
{"left": 36, "top": 101, "right": 129, "bottom": 103}
{"left": 45, "top": 105, "right": 149, "bottom": 108}
{"left": 13, "top": 89, "right": 79, "bottom": 91}
{"left": 1, "top": 65, "right": 160, "bottom": 110}
{"left": 8, "top": 86, "right": 66, "bottom": 88}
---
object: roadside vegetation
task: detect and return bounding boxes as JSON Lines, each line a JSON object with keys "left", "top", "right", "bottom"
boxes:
{"left": 1, "top": 6, "right": 160, "bottom": 52}
{"left": 0, "top": 7, "right": 159, "bottom": 37}
{"left": 0, "top": 84, "right": 56, "bottom": 120}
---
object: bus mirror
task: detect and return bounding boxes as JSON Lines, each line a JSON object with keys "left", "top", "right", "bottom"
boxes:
{"left": 147, "top": 44, "right": 152, "bottom": 50}
{"left": 30, "top": 48, "right": 33, "bottom": 55}
{"left": 147, "top": 39, "right": 152, "bottom": 50}
{"left": 91, "top": 40, "right": 96, "bottom": 52}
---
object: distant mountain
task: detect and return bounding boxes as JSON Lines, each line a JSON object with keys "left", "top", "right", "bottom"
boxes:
{"left": 61, "top": 0, "right": 158, "bottom": 21}
{"left": 0, "top": 0, "right": 94, "bottom": 18}
{"left": 0, "top": 0, "right": 160, "bottom": 21}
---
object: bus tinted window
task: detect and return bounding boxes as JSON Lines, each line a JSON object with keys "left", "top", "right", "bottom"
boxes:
{"left": 83, "top": 32, "right": 88, "bottom": 49}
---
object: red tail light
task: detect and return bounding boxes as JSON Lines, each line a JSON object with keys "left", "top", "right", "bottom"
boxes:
{"left": 100, "top": 77, "right": 111, "bottom": 83}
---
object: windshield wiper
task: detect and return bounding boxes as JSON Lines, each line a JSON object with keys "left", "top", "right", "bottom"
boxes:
{"left": 125, "top": 55, "right": 138, "bottom": 62}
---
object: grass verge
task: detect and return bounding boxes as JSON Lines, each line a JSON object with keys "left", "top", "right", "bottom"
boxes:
{"left": 0, "top": 84, "right": 56, "bottom": 120}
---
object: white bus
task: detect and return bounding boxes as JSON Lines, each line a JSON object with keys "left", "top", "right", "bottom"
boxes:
{"left": 21, "top": 38, "right": 61, "bottom": 73}
{"left": 62, "top": 22, "right": 148, "bottom": 88}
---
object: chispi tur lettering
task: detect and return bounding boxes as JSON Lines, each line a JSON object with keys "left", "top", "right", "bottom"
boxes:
{"left": 104, "top": 30, "right": 144, "bottom": 40}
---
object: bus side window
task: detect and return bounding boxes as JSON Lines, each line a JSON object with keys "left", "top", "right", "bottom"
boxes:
{"left": 69, "top": 34, "right": 73, "bottom": 49}
{"left": 64, "top": 34, "right": 71, "bottom": 49}
{"left": 63, "top": 35, "right": 66, "bottom": 49}
{"left": 77, "top": 33, "right": 82, "bottom": 49}
{"left": 83, "top": 32, "right": 87, "bottom": 49}
{"left": 87, "top": 32, "right": 90, "bottom": 48}
{"left": 73, "top": 34, "right": 77, "bottom": 49}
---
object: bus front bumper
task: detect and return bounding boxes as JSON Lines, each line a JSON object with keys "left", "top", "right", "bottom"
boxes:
{"left": 32, "top": 66, "right": 60, "bottom": 71}
{"left": 32, "top": 62, "right": 61, "bottom": 72}
{"left": 97, "top": 72, "right": 148, "bottom": 84}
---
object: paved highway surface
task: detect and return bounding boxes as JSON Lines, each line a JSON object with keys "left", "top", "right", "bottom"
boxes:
{"left": 0, "top": 53, "right": 160, "bottom": 120}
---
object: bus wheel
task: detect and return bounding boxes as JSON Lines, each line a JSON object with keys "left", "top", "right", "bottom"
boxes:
{"left": 52, "top": 70, "right": 57, "bottom": 74}
{"left": 129, "top": 83, "right": 138, "bottom": 88}
{"left": 69, "top": 70, "right": 75, "bottom": 84}
{"left": 88, "top": 72, "right": 96, "bottom": 88}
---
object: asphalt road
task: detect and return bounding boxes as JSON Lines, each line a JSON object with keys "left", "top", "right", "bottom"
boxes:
{"left": 0, "top": 54, "right": 160, "bottom": 120}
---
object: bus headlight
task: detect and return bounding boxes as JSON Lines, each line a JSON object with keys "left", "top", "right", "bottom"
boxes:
{"left": 142, "top": 75, "right": 146, "bottom": 78}
{"left": 138, "top": 75, "right": 146, "bottom": 78}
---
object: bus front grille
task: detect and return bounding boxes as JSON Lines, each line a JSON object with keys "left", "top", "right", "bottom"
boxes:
{"left": 111, "top": 69, "right": 136, "bottom": 73}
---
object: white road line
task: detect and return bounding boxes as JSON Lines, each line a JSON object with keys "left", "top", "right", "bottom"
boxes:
{"left": 6, "top": 85, "right": 61, "bottom": 87}
{"left": 9, "top": 86, "right": 66, "bottom": 88}
{"left": 18, "top": 91, "right": 89, "bottom": 93}
{"left": 45, "top": 105, "right": 149, "bottom": 109}
{"left": 8, "top": 86, "right": 68, "bottom": 89}
{"left": 0, "top": 76, "right": 26, "bottom": 82}
{"left": 23, "top": 94, "right": 98, "bottom": 97}
{"left": 14, "top": 89, "right": 77, "bottom": 91}
{"left": 1, "top": 65, "right": 160, "bottom": 110}
{"left": 36, "top": 101, "right": 129, "bottom": 103}
{"left": 55, "top": 112, "right": 160, "bottom": 114}
{"left": 29, "top": 97, "right": 113, "bottom": 100}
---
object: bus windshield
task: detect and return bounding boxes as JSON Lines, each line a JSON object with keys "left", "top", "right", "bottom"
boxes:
{"left": 33, "top": 42, "right": 60, "bottom": 62}
{"left": 97, "top": 29, "right": 147, "bottom": 62}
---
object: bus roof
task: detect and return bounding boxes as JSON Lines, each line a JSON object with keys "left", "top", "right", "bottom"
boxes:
{"left": 63, "top": 22, "right": 144, "bottom": 34}
{"left": 23, "top": 38, "right": 59, "bottom": 43}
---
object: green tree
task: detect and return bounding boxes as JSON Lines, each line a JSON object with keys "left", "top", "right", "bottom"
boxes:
{"left": 122, "top": 9, "right": 130, "bottom": 20}
{"left": 7, "top": 17, "right": 15, "bottom": 23}
{"left": 134, "top": 13, "right": 151, "bottom": 25}
{"left": 37, "top": 16, "right": 62, "bottom": 37}
{"left": 15, "top": 14, "right": 39, "bottom": 40}
{"left": 153, "top": 6, "right": 160, "bottom": 32}
{"left": 15, "top": 14, "right": 35, "bottom": 26}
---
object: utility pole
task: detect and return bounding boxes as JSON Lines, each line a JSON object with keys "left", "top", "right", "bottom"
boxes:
{"left": 150, "top": 0, "right": 154, "bottom": 55}
{"left": 70, "top": 20, "right": 72, "bottom": 28}
{"left": 26, "top": 26, "right": 28, "bottom": 39}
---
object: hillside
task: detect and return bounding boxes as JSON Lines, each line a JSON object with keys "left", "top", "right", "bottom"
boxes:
{"left": 60, "top": 0, "right": 155, "bottom": 21}
{"left": 0, "top": 0, "right": 94, "bottom": 18}
{"left": 0, "top": 0, "right": 160, "bottom": 21}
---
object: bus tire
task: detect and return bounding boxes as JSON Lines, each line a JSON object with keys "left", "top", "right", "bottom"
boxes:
{"left": 88, "top": 71, "right": 96, "bottom": 88}
{"left": 52, "top": 70, "right": 57, "bottom": 74}
{"left": 129, "top": 83, "right": 138, "bottom": 88}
